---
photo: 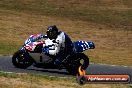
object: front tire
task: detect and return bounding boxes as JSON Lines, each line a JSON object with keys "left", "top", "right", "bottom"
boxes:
{"left": 12, "top": 50, "right": 33, "bottom": 69}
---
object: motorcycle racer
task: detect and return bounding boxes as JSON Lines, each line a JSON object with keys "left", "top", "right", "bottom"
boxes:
{"left": 43, "top": 25, "right": 73, "bottom": 66}
{"left": 31, "top": 25, "right": 88, "bottom": 71}
{"left": 12, "top": 25, "right": 93, "bottom": 75}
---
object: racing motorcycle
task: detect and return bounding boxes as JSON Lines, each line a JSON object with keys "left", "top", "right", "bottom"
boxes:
{"left": 12, "top": 34, "right": 95, "bottom": 75}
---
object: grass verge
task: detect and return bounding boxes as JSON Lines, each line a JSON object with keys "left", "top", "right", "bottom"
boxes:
{"left": 0, "top": 71, "right": 131, "bottom": 88}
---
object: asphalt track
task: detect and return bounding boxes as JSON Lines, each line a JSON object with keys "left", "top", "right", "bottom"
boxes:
{"left": 0, "top": 56, "right": 132, "bottom": 83}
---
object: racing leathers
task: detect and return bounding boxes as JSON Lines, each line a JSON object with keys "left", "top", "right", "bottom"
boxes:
{"left": 44, "top": 31, "right": 73, "bottom": 66}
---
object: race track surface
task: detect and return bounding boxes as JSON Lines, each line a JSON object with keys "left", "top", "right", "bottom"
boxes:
{"left": 0, "top": 56, "right": 132, "bottom": 83}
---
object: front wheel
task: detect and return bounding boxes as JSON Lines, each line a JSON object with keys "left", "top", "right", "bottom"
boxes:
{"left": 12, "top": 50, "right": 33, "bottom": 69}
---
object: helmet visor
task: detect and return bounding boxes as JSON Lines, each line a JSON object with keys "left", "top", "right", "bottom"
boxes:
{"left": 47, "top": 31, "right": 55, "bottom": 39}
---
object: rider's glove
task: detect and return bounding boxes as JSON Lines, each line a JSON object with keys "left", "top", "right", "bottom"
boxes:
{"left": 43, "top": 34, "right": 48, "bottom": 38}
{"left": 42, "top": 47, "right": 49, "bottom": 54}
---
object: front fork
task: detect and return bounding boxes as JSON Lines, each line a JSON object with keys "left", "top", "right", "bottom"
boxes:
{"left": 19, "top": 47, "right": 31, "bottom": 60}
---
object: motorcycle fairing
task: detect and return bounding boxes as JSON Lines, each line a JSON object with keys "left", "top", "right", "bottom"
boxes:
{"left": 74, "top": 41, "right": 95, "bottom": 52}
{"left": 24, "top": 41, "right": 45, "bottom": 51}
{"left": 28, "top": 53, "right": 53, "bottom": 63}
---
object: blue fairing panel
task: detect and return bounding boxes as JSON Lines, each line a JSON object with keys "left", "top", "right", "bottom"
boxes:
{"left": 87, "top": 41, "right": 95, "bottom": 49}
{"left": 73, "top": 41, "right": 95, "bottom": 52}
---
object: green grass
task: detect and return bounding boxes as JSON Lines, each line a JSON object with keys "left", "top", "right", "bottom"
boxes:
{"left": 0, "top": 43, "right": 20, "bottom": 55}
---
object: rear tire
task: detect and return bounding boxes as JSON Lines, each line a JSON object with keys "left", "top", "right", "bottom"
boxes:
{"left": 66, "top": 62, "right": 81, "bottom": 75}
{"left": 12, "top": 50, "right": 33, "bottom": 69}
{"left": 77, "top": 76, "right": 87, "bottom": 85}
{"left": 66, "top": 53, "right": 89, "bottom": 75}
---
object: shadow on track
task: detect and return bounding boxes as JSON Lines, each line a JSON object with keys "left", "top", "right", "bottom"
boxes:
{"left": 27, "top": 68, "right": 72, "bottom": 76}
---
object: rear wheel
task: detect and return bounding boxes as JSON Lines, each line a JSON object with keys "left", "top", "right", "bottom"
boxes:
{"left": 66, "top": 53, "right": 89, "bottom": 75}
{"left": 12, "top": 50, "right": 33, "bottom": 69}
{"left": 66, "top": 62, "right": 81, "bottom": 75}
{"left": 77, "top": 76, "right": 87, "bottom": 85}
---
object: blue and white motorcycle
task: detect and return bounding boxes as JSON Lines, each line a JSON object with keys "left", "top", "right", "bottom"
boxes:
{"left": 12, "top": 34, "right": 95, "bottom": 75}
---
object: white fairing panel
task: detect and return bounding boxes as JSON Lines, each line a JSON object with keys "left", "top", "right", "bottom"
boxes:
{"left": 29, "top": 53, "right": 53, "bottom": 63}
